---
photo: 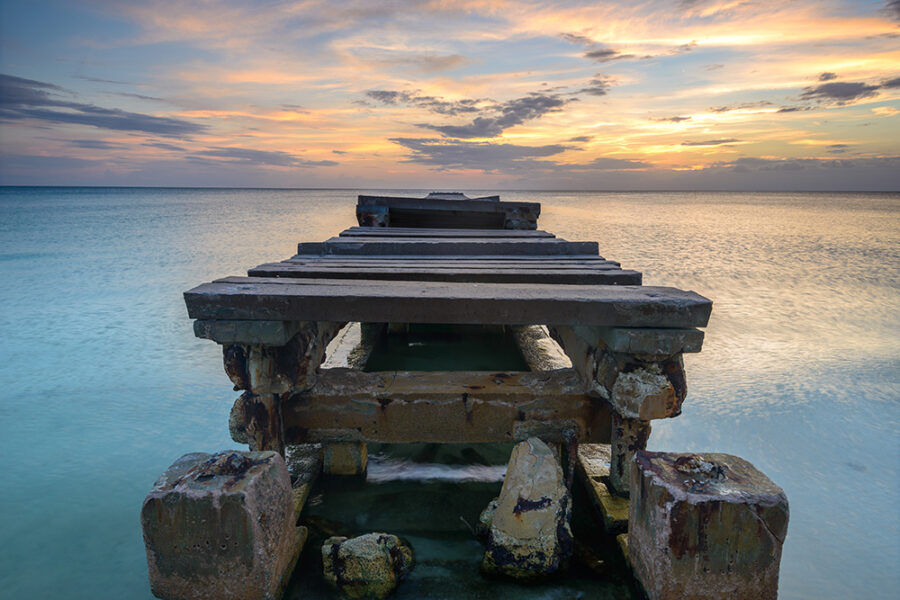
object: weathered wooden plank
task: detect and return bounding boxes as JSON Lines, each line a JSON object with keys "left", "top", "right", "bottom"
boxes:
{"left": 248, "top": 263, "right": 642, "bottom": 285}
{"left": 356, "top": 195, "right": 540, "bottom": 229}
{"left": 298, "top": 238, "right": 600, "bottom": 256}
{"left": 184, "top": 277, "right": 712, "bottom": 328}
{"left": 340, "top": 227, "right": 555, "bottom": 239}
{"left": 288, "top": 256, "right": 618, "bottom": 266}
{"left": 281, "top": 368, "right": 610, "bottom": 444}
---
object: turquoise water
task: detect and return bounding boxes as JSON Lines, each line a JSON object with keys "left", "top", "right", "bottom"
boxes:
{"left": 0, "top": 188, "right": 897, "bottom": 599}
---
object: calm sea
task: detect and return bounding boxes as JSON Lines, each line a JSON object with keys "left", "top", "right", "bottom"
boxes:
{"left": 0, "top": 188, "right": 897, "bottom": 599}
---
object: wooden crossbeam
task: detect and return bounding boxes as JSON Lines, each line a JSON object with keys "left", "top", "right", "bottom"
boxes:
{"left": 248, "top": 262, "right": 642, "bottom": 285}
{"left": 281, "top": 368, "right": 610, "bottom": 444}
{"left": 184, "top": 277, "right": 712, "bottom": 327}
{"left": 297, "top": 238, "right": 599, "bottom": 256}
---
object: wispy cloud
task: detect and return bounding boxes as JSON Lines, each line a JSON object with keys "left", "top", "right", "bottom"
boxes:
{"left": 191, "top": 147, "right": 338, "bottom": 167}
{"left": 0, "top": 74, "right": 204, "bottom": 137}
{"left": 682, "top": 138, "right": 741, "bottom": 146}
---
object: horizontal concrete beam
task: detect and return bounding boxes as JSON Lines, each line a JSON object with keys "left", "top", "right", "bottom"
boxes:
{"left": 569, "top": 325, "right": 704, "bottom": 355}
{"left": 280, "top": 368, "right": 610, "bottom": 444}
{"left": 193, "top": 319, "right": 306, "bottom": 345}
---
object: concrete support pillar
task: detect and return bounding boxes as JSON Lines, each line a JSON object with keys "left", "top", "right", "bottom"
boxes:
{"left": 141, "top": 451, "right": 303, "bottom": 600}
{"left": 609, "top": 412, "right": 650, "bottom": 497}
{"left": 323, "top": 443, "right": 368, "bottom": 476}
{"left": 629, "top": 451, "right": 789, "bottom": 600}
{"left": 241, "top": 393, "right": 284, "bottom": 456}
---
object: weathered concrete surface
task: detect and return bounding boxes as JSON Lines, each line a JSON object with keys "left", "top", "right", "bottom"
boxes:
{"left": 284, "top": 444, "right": 322, "bottom": 519}
{"left": 141, "top": 451, "right": 302, "bottom": 600}
{"left": 511, "top": 325, "right": 572, "bottom": 371}
{"left": 611, "top": 361, "right": 682, "bottom": 421}
{"left": 235, "top": 393, "right": 284, "bottom": 455}
{"left": 609, "top": 413, "right": 651, "bottom": 497}
{"left": 282, "top": 368, "right": 610, "bottom": 444}
{"left": 194, "top": 319, "right": 304, "bottom": 346}
{"left": 482, "top": 438, "right": 573, "bottom": 579}
{"left": 322, "top": 533, "right": 415, "bottom": 599}
{"left": 629, "top": 451, "right": 789, "bottom": 600}
{"left": 575, "top": 444, "right": 628, "bottom": 534}
{"left": 320, "top": 322, "right": 383, "bottom": 370}
{"left": 220, "top": 321, "right": 344, "bottom": 395}
{"left": 571, "top": 325, "right": 704, "bottom": 356}
{"left": 323, "top": 443, "right": 368, "bottom": 476}
{"left": 549, "top": 326, "right": 689, "bottom": 418}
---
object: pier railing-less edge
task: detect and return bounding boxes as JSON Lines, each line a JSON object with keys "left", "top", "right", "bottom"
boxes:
{"left": 140, "top": 193, "right": 788, "bottom": 600}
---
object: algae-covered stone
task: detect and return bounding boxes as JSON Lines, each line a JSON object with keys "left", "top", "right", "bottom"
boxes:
{"left": 322, "top": 533, "right": 414, "bottom": 599}
{"left": 141, "top": 451, "right": 302, "bottom": 600}
{"left": 475, "top": 497, "right": 499, "bottom": 540}
{"left": 629, "top": 451, "right": 789, "bottom": 600}
{"left": 481, "top": 437, "right": 573, "bottom": 579}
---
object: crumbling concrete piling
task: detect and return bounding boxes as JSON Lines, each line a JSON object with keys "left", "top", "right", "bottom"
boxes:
{"left": 141, "top": 451, "right": 303, "bottom": 600}
{"left": 628, "top": 451, "right": 789, "bottom": 600}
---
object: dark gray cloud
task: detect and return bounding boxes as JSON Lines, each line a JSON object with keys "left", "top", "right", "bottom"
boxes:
{"left": 583, "top": 157, "right": 650, "bottom": 170}
{"left": 827, "top": 144, "right": 850, "bottom": 154}
{"left": 705, "top": 64, "right": 724, "bottom": 71}
{"left": 722, "top": 156, "right": 900, "bottom": 173}
{"left": 191, "top": 147, "right": 337, "bottom": 167}
{"left": 657, "top": 115, "right": 691, "bottom": 122}
{"left": 561, "top": 33, "right": 594, "bottom": 45}
{"left": 584, "top": 47, "right": 649, "bottom": 62}
{"left": 819, "top": 72, "right": 838, "bottom": 81}
{"left": 332, "top": 149, "right": 347, "bottom": 155}
{"left": 67, "top": 139, "right": 123, "bottom": 150}
{"left": 883, "top": 0, "right": 900, "bottom": 22}
{"left": 0, "top": 74, "right": 204, "bottom": 137}
{"left": 390, "top": 137, "right": 568, "bottom": 171}
{"left": 777, "top": 106, "right": 811, "bottom": 113}
{"left": 682, "top": 138, "right": 740, "bottom": 146}
{"left": 800, "top": 81, "right": 881, "bottom": 104}
{"left": 417, "top": 93, "right": 568, "bottom": 138}
{"left": 578, "top": 77, "right": 612, "bottom": 96}
{"left": 143, "top": 142, "right": 185, "bottom": 152}
{"left": 115, "top": 92, "right": 166, "bottom": 102}
{"left": 365, "top": 90, "right": 483, "bottom": 116}
{"left": 882, "top": 76, "right": 900, "bottom": 88}
{"left": 76, "top": 75, "right": 130, "bottom": 85}
{"left": 568, "top": 135, "right": 593, "bottom": 143}
{"left": 708, "top": 101, "right": 772, "bottom": 113}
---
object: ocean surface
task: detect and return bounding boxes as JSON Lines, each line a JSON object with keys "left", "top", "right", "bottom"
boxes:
{"left": 0, "top": 187, "right": 897, "bottom": 599}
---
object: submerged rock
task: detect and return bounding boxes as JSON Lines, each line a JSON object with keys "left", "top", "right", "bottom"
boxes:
{"left": 481, "top": 437, "right": 573, "bottom": 579}
{"left": 321, "top": 533, "right": 414, "bottom": 599}
{"left": 475, "top": 497, "right": 499, "bottom": 540}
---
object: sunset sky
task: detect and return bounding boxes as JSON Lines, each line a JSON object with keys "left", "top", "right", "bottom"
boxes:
{"left": 1, "top": 0, "right": 898, "bottom": 190}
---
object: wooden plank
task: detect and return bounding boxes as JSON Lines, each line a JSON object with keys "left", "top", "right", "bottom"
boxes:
{"left": 281, "top": 368, "right": 610, "bottom": 444}
{"left": 248, "top": 262, "right": 642, "bottom": 285}
{"left": 288, "top": 256, "right": 618, "bottom": 266}
{"left": 298, "top": 238, "right": 600, "bottom": 256}
{"left": 184, "top": 277, "right": 712, "bottom": 328}
{"left": 358, "top": 195, "right": 539, "bottom": 214}
{"left": 339, "top": 227, "right": 555, "bottom": 238}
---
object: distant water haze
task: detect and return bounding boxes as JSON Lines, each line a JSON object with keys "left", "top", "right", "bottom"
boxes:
{"left": 0, "top": 188, "right": 897, "bottom": 599}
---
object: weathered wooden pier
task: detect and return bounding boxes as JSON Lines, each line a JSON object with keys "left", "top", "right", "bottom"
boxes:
{"left": 142, "top": 192, "right": 789, "bottom": 600}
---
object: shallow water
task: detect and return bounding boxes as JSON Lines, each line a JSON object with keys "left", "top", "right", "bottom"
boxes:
{"left": 0, "top": 188, "right": 897, "bottom": 599}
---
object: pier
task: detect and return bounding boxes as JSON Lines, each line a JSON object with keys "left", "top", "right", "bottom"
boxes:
{"left": 143, "top": 192, "right": 788, "bottom": 600}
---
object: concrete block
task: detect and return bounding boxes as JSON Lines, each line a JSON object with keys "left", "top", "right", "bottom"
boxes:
{"left": 609, "top": 413, "right": 651, "bottom": 497}
{"left": 141, "top": 451, "right": 302, "bottom": 600}
{"left": 323, "top": 443, "right": 368, "bottom": 475}
{"left": 629, "top": 451, "right": 789, "bottom": 600}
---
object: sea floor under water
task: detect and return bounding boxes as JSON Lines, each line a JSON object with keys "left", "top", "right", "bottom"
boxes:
{"left": 288, "top": 443, "right": 636, "bottom": 600}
